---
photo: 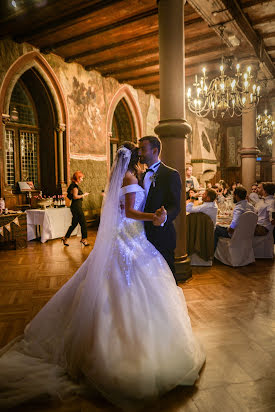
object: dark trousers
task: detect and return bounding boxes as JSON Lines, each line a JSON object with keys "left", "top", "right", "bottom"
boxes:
{"left": 214, "top": 225, "right": 230, "bottom": 250}
{"left": 65, "top": 206, "right": 87, "bottom": 239}
{"left": 158, "top": 247, "right": 176, "bottom": 277}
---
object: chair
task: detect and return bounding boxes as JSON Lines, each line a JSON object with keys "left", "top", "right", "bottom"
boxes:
{"left": 253, "top": 229, "right": 274, "bottom": 259}
{"left": 186, "top": 212, "right": 214, "bottom": 266}
{"left": 214, "top": 211, "right": 258, "bottom": 267}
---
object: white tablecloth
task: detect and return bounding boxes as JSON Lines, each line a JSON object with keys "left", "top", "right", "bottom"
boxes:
{"left": 26, "top": 208, "right": 81, "bottom": 243}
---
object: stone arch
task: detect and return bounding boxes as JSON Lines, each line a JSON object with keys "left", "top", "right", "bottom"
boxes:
{"left": 106, "top": 85, "right": 143, "bottom": 168}
{"left": 0, "top": 51, "right": 70, "bottom": 194}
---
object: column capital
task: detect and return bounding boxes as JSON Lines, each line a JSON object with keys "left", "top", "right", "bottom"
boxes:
{"left": 239, "top": 147, "right": 259, "bottom": 158}
{"left": 155, "top": 119, "right": 192, "bottom": 139}
{"left": 2, "top": 114, "right": 10, "bottom": 125}
{"left": 56, "top": 123, "right": 66, "bottom": 132}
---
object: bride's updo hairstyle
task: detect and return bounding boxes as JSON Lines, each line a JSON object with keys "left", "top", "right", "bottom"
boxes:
{"left": 119, "top": 141, "right": 139, "bottom": 175}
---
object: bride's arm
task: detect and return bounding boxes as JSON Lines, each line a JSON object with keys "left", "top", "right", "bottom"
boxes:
{"left": 122, "top": 172, "right": 154, "bottom": 221}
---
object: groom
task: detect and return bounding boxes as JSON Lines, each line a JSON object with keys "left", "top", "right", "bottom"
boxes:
{"left": 139, "top": 135, "right": 181, "bottom": 279}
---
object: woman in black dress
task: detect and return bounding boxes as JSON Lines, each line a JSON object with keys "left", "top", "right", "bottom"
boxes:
{"left": 62, "top": 171, "right": 89, "bottom": 246}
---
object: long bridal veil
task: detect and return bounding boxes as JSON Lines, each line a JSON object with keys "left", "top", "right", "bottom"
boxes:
{"left": 0, "top": 147, "right": 132, "bottom": 407}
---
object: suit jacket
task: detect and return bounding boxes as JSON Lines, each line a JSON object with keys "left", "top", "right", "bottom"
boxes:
{"left": 143, "top": 162, "right": 181, "bottom": 252}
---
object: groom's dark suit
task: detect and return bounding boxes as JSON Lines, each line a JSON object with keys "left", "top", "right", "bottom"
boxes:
{"left": 143, "top": 162, "right": 181, "bottom": 275}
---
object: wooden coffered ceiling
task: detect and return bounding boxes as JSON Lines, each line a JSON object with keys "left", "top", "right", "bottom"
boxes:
{"left": 0, "top": 0, "right": 275, "bottom": 99}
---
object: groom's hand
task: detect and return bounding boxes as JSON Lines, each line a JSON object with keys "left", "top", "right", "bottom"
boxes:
{"left": 153, "top": 206, "right": 167, "bottom": 226}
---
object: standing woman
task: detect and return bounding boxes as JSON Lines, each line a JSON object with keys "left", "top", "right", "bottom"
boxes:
{"left": 62, "top": 171, "right": 89, "bottom": 246}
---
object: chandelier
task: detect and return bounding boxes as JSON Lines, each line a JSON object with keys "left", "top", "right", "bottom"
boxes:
{"left": 256, "top": 110, "right": 274, "bottom": 141}
{"left": 187, "top": 60, "right": 261, "bottom": 118}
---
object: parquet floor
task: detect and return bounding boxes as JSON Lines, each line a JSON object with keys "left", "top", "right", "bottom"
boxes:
{"left": 0, "top": 229, "right": 274, "bottom": 412}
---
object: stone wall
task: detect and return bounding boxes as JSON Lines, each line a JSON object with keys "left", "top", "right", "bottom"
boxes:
{"left": 69, "top": 158, "right": 107, "bottom": 210}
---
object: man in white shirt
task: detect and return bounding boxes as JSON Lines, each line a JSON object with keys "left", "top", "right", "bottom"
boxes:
{"left": 214, "top": 186, "right": 255, "bottom": 250}
{"left": 186, "top": 165, "right": 199, "bottom": 198}
{"left": 249, "top": 183, "right": 260, "bottom": 206}
{"left": 254, "top": 182, "right": 275, "bottom": 235}
{"left": 186, "top": 188, "right": 218, "bottom": 227}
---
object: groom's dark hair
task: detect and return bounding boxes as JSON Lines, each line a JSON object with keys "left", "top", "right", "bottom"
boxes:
{"left": 139, "top": 135, "right": 161, "bottom": 154}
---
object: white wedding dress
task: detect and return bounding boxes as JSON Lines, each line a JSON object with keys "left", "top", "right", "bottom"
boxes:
{"left": 0, "top": 180, "right": 205, "bottom": 410}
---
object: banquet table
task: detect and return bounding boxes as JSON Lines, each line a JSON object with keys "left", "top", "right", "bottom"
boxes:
{"left": 26, "top": 208, "right": 80, "bottom": 243}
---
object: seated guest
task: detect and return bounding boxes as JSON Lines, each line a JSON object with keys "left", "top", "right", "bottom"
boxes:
{"left": 186, "top": 188, "right": 198, "bottom": 202}
{"left": 249, "top": 183, "right": 260, "bottom": 206}
{"left": 186, "top": 188, "right": 218, "bottom": 227}
{"left": 219, "top": 180, "right": 231, "bottom": 197}
{"left": 214, "top": 185, "right": 255, "bottom": 249}
{"left": 254, "top": 182, "right": 275, "bottom": 236}
{"left": 230, "top": 182, "right": 237, "bottom": 193}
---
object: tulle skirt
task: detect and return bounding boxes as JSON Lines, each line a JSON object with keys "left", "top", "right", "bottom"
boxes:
{"left": 0, "top": 223, "right": 205, "bottom": 410}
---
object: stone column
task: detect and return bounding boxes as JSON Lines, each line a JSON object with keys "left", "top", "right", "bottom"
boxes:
{"left": 154, "top": 0, "right": 192, "bottom": 281}
{"left": 240, "top": 107, "right": 258, "bottom": 192}
{"left": 56, "top": 123, "right": 66, "bottom": 185}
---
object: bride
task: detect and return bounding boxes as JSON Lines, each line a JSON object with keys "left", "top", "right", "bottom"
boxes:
{"left": 0, "top": 142, "right": 205, "bottom": 410}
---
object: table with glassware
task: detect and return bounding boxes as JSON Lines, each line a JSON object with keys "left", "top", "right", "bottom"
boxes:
{"left": 26, "top": 207, "right": 80, "bottom": 243}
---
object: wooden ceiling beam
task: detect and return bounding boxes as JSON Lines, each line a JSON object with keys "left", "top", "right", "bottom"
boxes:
{"left": 65, "top": 30, "right": 158, "bottom": 62}
{"left": 39, "top": 8, "right": 158, "bottom": 52}
{"left": 12, "top": 0, "right": 124, "bottom": 43}
{"left": 41, "top": 14, "right": 204, "bottom": 54}
{"left": 242, "top": 0, "right": 274, "bottom": 8}
{"left": 85, "top": 48, "right": 159, "bottom": 71}
{"left": 262, "top": 31, "right": 275, "bottom": 39}
{"left": 102, "top": 60, "right": 159, "bottom": 77}
{"left": 188, "top": 0, "right": 275, "bottom": 78}
{"left": 252, "top": 14, "right": 275, "bottom": 26}
{"left": 85, "top": 44, "right": 220, "bottom": 72}
{"left": 66, "top": 31, "right": 216, "bottom": 64}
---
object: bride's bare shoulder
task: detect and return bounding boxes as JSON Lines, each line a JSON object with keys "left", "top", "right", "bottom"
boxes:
{"left": 122, "top": 171, "right": 138, "bottom": 187}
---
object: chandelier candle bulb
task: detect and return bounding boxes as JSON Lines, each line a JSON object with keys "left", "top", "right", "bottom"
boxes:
{"left": 187, "top": 58, "right": 260, "bottom": 117}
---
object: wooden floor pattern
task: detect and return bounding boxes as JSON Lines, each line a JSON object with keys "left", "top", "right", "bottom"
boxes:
{"left": 0, "top": 229, "right": 274, "bottom": 412}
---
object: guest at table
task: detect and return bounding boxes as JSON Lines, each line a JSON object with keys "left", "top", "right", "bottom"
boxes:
{"left": 248, "top": 183, "right": 260, "bottom": 206}
{"left": 186, "top": 188, "right": 218, "bottom": 227}
{"left": 186, "top": 188, "right": 198, "bottom": 202}
{"left": 254, "top": 182, "right": 275, "bottom": 236}
{"left": 62, "top": 171, "right": 89, "bottom": 246}
{"left": 214, "top": 185, "right": 255, "bottom": 250}
{"left": 219, "top": 180, "right": 231, "bottom": 197}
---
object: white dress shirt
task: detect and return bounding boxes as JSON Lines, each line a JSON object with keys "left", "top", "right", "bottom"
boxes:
{"left": 255, "top": 195, "right": 275, "bottom": 232}
{"left": 249, "top": 192, "right": 260, "bottom": 206}
{"left": 143, "top": 160, "right": 167, "bottom": 226}
{"left": 186, "top": 201, "right": 218, "bottom": 227}
{"left": 186, "top": 175, "right": 200, "bottom": 191}
{"left": 143, "top": 160, "right": 161, "bottom": 197}
{"left": 230, "top": 199, "right": 255, "bottom": 229}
